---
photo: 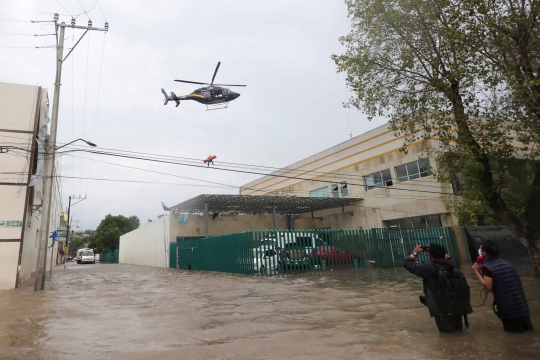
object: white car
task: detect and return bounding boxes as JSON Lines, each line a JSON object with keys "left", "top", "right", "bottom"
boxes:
{"left": 253, "top": 245, "right": 280, "bottom": 274}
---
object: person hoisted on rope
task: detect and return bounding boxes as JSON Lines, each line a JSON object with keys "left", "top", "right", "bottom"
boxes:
{"left": 204, "top": 155, "right": 216, "bottom": 167}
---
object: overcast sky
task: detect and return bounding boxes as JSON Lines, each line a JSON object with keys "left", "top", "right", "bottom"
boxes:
{"left": 0, "top": 0, "right": 387, "bottom": 230}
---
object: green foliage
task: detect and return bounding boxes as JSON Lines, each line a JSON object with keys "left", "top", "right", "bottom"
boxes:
{"left": 93, "top": 214, "right": 140, "bottom": 253}
{"left": 68, "top": 236, "right": 85, "bottom": 254}
{"left": 333, "top": 0, "right": 540, "bottom": 229}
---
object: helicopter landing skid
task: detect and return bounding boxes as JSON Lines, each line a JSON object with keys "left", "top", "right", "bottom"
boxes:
{"left": 206, "top": 101, "right": 229, "bottom": 111}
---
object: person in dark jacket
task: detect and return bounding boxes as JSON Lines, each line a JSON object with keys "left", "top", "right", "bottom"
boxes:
{"left": 472, "top": 240, "right": 534, "bottom": 332}
{"left": 404, "top": 243, "right": 472, "bottom": 333}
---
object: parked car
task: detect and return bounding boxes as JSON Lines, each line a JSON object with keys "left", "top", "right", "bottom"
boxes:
{"left": 253, "top": 246, "right": 280, "bottom": 274}
{"left": 276, "top": 233, "right": 326, "bottom": 271}
{"left": 311, "top": 245, "right": 361, "bottom": 269}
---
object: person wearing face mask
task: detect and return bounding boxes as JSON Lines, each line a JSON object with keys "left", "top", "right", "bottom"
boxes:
{"left": 472, "top": 240, "right": 534, "bottom": 332}
{"left": 404, "top": 243, "right": 472, "bottom": 333}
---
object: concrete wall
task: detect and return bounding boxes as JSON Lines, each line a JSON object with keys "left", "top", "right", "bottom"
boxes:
{"left": 119, "top": 216, "right": 170, "bottom": 268}
{"left": 119, "top": 212, "right": 290, "bottom": 268}
{"left": 0, "top": 82, "right": 58, "bottom": 290}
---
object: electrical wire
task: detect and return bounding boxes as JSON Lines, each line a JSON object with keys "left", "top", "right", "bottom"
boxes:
{"left": 0, "top": 33, "right": 38, "bottom": 36}
{"left": 55, "top": 0, "right": 73, "bottom": 17}
{"left": 64, "top": 154, "right": 445, "bottom": 200}
{"left": 83, "top": 31, "right": 107, "bottom": 209}
{"left": 53, "top": 143, "right": 449, "bottom": 189}
{"left": 0, "top": 19, "right": 33, "bottom": 22}
{"left": 57, "top": 148, "right": 454, "bottom": 195}
{"left": 3, "top": 143, "right": 454, "bottom": 196}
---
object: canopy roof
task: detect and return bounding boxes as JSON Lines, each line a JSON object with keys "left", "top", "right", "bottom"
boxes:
{"left": 169, "top": 194, "right": 361, "bottom": 215}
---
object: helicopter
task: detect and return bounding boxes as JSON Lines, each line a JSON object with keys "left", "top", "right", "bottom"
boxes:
{"left": 161, "top": 61, "right": 246, "bottom": 111}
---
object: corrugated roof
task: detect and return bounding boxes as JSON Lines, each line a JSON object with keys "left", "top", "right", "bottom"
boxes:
{"left": 169, "top": 194, "right": 361, "bottom": 215}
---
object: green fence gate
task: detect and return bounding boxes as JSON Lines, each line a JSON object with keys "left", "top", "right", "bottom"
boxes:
{"left": 176, "top": 227, "right": 458, "bottom": 275}
{"left": 99, "top": 249, "right": 119, "bottom": 263}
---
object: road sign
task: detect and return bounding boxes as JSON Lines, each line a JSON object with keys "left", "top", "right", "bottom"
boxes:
{"left": 0, "top": 220, "right": 23, "bottom": 227}
{"left": 58, "top": 227, "right": 67, "bottom": 241}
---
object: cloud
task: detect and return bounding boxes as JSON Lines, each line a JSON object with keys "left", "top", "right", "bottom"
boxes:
{"left": 0, "top": 0, "right": 387, "bottom": 229}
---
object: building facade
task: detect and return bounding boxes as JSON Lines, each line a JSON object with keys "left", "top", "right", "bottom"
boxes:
{"left": 0, "top": 82, "right": 61, "bottom": 290}
{"left": 240, "top": 123, "right": 457, "bottom": 231}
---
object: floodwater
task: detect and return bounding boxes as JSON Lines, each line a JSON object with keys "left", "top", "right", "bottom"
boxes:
{"left": 0, "top": 263, "right": 539, "bottom": 360}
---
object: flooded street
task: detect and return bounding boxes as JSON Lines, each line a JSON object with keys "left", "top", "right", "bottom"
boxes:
{"left": 1, "top": 263, "right": 539, "bottom": 359}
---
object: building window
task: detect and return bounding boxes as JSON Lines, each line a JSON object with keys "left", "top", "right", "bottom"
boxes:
{"left": 340, "top": 182, "right": 348, "bottom": 197}
{"left": 385, "top": 214, "right": 442, "bottom": 229}
{"left": 363, "top": 169, "right": 393, "bottom": 190}
{"left": 331, "top": 183, "right": 339, "bottom": 198}
{"left": 394, "top": 158, "right": 432, "bottom": 183}
{"left": 309, "top": 187, "right": 329, "bottom": 198}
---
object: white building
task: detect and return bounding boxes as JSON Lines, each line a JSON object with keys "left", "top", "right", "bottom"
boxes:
{"left": 0, "top": 82, "right": 61, "bottom": 290}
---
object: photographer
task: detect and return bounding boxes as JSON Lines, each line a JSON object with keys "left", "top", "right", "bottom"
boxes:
{"left": 472, "top": 240, "right": 533, "bottom": 333}
{"left": 404, "top": 244, "right": 472, "bottom": 333}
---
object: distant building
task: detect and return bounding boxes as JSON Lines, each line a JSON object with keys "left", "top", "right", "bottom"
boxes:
{"left": 240, "top": 123, "right": 457, "bottom": 231}
{"left": 0, "top": 82, "right": 61, "bottom": 290}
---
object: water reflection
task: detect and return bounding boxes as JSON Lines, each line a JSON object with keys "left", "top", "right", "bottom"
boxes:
{"left": 0, "top": 263, "right": 538, "bottom": 359}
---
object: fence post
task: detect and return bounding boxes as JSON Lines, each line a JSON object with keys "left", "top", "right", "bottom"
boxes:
{"left": 204, "top": 202, "right": 209, "bottom": 237}
{"left": 371, "top": 228, "right": 380, "bottom": 267}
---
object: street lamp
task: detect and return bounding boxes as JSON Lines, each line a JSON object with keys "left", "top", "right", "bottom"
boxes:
{"left": 55, "top": 138, "right": 97, "bottom": 150}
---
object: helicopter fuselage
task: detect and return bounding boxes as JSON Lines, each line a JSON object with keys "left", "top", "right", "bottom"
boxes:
{"left": 179, "top": 86, "right": 240, "bottom": 105}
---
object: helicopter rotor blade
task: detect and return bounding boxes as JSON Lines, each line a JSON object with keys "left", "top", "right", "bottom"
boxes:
{"left": 174, "top": 80, "right": 209, "bottom": 85}
{"left": 210, "top": 61, "right": 221, "bottom": 87}
{"left": 213, "top": 84, "right": 247, "bottom": 87}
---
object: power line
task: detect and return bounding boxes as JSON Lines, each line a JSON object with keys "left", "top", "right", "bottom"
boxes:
{"left": 55, "top": 143, "right": 447, "bottom": 189}
{"left": 59, "top": 148, "right": 453, "bottom": 196}
{"left": 3, "top": 143, "right": 453, "bottom": 195}
{"left": 0, "top": 18, "right": 33, "bottom": 22}
{"left": 0, "top": 33, "right": 38, "bottom": 36}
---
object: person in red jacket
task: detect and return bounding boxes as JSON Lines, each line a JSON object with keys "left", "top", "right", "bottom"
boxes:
{"left": 204, "top": 155, "right": 216, "bottom": 167}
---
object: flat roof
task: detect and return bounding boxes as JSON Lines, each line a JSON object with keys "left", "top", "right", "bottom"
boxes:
{"left": 169, "top": 194, "right": 361, "bottom": 215}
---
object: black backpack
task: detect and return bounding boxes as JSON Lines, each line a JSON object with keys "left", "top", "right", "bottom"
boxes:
{"left": 435, "top": 266, "right": 472, "bottom": 316}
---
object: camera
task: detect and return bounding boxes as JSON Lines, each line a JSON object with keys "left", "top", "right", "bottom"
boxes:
{"left": 420, "top": 245, "right": 429, "bottom": 251}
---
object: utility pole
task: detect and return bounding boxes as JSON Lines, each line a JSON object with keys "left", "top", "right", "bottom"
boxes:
{"left": 63, "top": 195, "right": 86, "bottom": 268}
{"left": 34, "top": 15, "right": 108, "bottom": 291}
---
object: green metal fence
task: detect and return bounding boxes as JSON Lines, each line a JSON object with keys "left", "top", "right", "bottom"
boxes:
{"left": 176, "top": 227, "right": 458, "bottom": 275}
{"left": 169, "top": 243, "right": 177, "bottom": 269}
{"left": 100, "top": 249, "right": 119, "bottom": 263}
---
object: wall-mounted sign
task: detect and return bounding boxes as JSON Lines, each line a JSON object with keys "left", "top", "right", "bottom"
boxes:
{"left": 0, "top": 220, "right": 23, "bottom": 227}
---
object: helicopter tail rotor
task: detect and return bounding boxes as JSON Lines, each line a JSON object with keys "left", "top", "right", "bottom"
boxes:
{"left": 161, "top": 88, "right": 180, "bottom": 107}
{"left": 161, "top": 88, "right": 170, "bottom": 105}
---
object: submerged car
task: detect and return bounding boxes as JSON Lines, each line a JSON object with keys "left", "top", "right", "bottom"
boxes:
{"left": 253, "top": 246, "right": 280, "bottom": 274}
{"left": 311, "top": 245, "right": 361, "bottom": 269}
{"left": 277, "top": 233, "right": 326, "bottom": 271}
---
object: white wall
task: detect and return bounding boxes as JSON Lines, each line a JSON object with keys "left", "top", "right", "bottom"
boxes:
{"left": 119, "top": 216, "right": 169, "bottom": 268}
{"left": 0, "top": 243, "right": 19, "bottom": 289}
{"left": 119, "top": 212, "right": 290, "bottom": 269}
{"left": 0, "top": 83, "right": 56, "bottom": 289}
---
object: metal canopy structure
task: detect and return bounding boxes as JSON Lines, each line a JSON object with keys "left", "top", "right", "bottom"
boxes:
{"left": 170, "top": 194, "right": 361, "bottom": 215}
{"left": 170, "top": 194, "right": 362, "bottom": 237}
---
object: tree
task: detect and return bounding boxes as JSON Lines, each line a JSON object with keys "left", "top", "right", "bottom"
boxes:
{"left": 68, "top": 236, "right": 84, "bottom": 255}
{"left": 93, "top": 215, "right": 140, "bottom": 253}
{"left": 332, "top": 0, "right": 540, "bottom": 270}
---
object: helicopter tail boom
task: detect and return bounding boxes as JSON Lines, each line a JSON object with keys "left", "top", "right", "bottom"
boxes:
{"left": 161, "top": 88, "right": 180, "bottom": 107}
